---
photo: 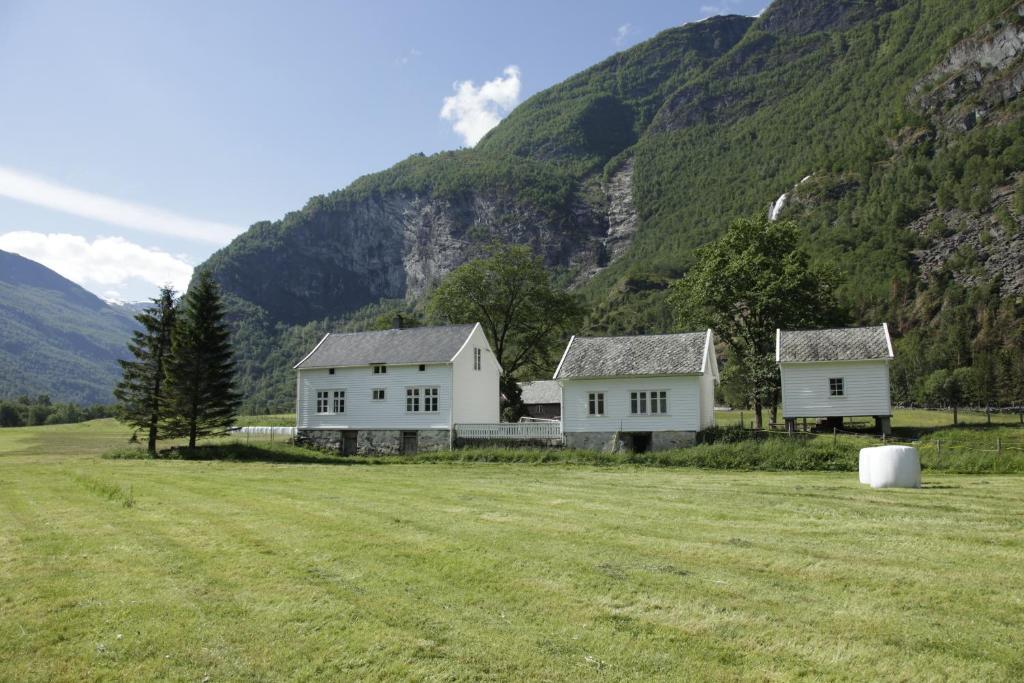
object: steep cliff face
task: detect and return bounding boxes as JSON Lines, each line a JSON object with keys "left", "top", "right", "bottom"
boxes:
{"left": 912, "top": 3, "right": 1024, "bottom": 132}
{"left": 202, "top": 15, "right": 752, "bottom": 326}
{"left": 206, "top": 180, "right": 638, "bottom": 325}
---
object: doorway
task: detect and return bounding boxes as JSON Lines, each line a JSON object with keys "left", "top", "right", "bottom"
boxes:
{"left": 627, "top": 432, "right": 652, "bottom": 453}
{"left": 341, "top": 431, "right": 358, "bottom": 456}
{"left": 400, "top": 431, "right": 418, "bottom": 455}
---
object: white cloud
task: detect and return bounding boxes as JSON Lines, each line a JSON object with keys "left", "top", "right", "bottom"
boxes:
{"left": 440, "top": 65, "right": 521, "bottom": 147}
{"left": 614, "top": 23, "right": 634, "bottom": 47}
{"left": 0, "top": 231, "right": 193, "bottom": 301}
{"left": 0, "top": 166, "right": 241, "bottom": 245}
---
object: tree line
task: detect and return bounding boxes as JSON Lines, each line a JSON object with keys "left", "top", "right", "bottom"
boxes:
{"left": 0, "top": 395, "right": 115, "bottom": 428}
{"left": 115, "top": 270, "right": 239, "bottom": 453}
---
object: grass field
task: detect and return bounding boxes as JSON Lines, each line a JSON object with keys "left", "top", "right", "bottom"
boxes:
{"left": 1, "top": 417, "right": 1023, "bottom": 680}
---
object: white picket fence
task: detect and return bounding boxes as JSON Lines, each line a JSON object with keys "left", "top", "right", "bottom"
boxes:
{"left": 455, "top": 422, "right": 562, "bottom": 441}
{"left": 230, "top": 426, "right": 297, "bottom": 436}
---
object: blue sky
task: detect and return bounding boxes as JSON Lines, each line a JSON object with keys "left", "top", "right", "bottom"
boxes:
{"left": 0, "top": 0, "right": 766, "bottom": 301}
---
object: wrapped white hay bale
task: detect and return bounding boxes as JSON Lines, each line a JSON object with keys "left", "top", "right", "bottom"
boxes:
{"left": 862, "top": 445, "right": 921, "bottom": 488}
{"left": 858, "top": 447, "right": 880, "bottom": 484}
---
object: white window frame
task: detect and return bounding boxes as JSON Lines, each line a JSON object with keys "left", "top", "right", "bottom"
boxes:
{"left": 332, "top": 390, "right": 345, "bottom": 413}
{"left": 372, "top": 364, "right": 387, "bottom": 375}
{"left": 406, "top": 386, "right": 439, "bottom": 413}
{"left": 587, "top": 392, "right": 605, "bottom": 416}
{"left": 829, "top": 377, "right": 845, "bottom": 397}
{"left": 372, "top": 388, "right": 385, "bottom": 401}
{"left": 316, "top": 390, "right": 330, "bottom": 414}
{"left": 630, "top": 390, "right": 668, "bottom": 415}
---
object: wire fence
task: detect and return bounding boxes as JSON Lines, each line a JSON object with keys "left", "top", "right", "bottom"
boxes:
{"left": 719, "top": 421, "right": 1024, "bottom": 461}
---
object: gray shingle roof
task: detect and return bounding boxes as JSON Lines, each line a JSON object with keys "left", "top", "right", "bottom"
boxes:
{"left": 294, "top": 323, "right": 477, "bottom": 369}
{"left": 519, "top": 380, "right": 561, "bottom": 405}
{"left": 554, "top": 331, "right": 709, "bottom": 379}
{"left": 777, "top": 324, "right": 892, "bottom": 363}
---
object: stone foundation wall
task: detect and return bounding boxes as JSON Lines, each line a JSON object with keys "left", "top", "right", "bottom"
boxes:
{"left": 296, "top": 429, "right": 450, "bottom": 455}
{"left": 564, "top": 430, "right": 698, "bottom": 453}
{"left": 651, "top": 431, "right": 697, "bottom": 450}
{"left": 564, "top": 431, "right": 620, "bottom": 452}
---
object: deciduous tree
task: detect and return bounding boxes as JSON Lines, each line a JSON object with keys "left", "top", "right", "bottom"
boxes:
{"left": 428, "top": 244, "right": 584, "bottom": 417}
{"left": 670, "top": 215, "right": 843, "bottom": 429}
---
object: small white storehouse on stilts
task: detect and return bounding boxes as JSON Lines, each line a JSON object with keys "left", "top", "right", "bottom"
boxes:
{"left": 776, "top": 324, "right": 895, "bottom": 435}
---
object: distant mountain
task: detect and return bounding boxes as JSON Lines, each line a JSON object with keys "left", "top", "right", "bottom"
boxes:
{"left": 197, "top": 0, "right": 1024, "bottom": 411}
{"left": 0, "top": 250, "right": 137, "bottom": 404}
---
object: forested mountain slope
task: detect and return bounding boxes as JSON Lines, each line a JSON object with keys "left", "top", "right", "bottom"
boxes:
{"left": 198, "top": 0, "right": 1024, "bottom": 412}
{"left": 0, "top": 250, "right": 137, "bottom": 404}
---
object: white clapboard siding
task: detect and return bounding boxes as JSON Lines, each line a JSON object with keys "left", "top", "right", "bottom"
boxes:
{"left": 297, "top": 364, "right": 453, "bottom": 430}
{"left": 780, "top": 360, "right": 891, "bottom": 418}
{"left": 451, "top": 324, "right": 501, "bottom": 424}
{"left": 561, "top": 375, "right": 703, "bottom": 433}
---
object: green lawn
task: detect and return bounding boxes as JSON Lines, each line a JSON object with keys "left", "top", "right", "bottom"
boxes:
{"left": 1, "top": 421, "right": 1023, "bottom": 680}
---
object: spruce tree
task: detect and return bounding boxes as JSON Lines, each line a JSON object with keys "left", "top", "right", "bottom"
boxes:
{"left": 113, "top": 287, "right": 177, "bottom": 453}
{"left": 163, "top": 270, "right": 240, "bottom": 449}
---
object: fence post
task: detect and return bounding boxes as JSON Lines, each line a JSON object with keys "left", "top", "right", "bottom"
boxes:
{"left": 936, "top": 439, "right": 941, "bottom": 465}
{"left": 997, "top": 437, "right": 1001, "bottom": 456}
{"left": 833, "top": 427, "right": 837, "bottom": 446}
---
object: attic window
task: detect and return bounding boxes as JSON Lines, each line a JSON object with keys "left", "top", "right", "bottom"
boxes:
{"left": 829, "top": 377, "right": 845, "bottom": 397}
{"left": 419, "top": 364, "right": 426, "bottom": 372}
{"left": 373, "top": 365, "right": 387, "bottom": 374}
{"left": 473, "top": 348, "right": 481, "bottom": 371}
{"left": 328, "top": 368, "right": 335, "bottom": 375}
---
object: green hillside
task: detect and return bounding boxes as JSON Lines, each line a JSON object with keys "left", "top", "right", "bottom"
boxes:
{"left": 198, "top": 0, "right": 1024, "bottom": 412}
{"left": 0, "top": 250, "right": 137, "bottom": 404}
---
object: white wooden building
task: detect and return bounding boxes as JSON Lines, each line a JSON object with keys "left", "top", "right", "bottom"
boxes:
{"left": 293, "top": 323, "right": 500, "bottom": 454}
{"left": 553, "top": 330, "right": 719, "bottom": 452}
{"left": 776, "top": 324, "right": 894, "bottom": 434}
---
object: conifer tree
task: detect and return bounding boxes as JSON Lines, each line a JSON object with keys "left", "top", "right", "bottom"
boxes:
{"left": 163, "top": 270, "right": 240, "bottom": 448}
{"left": 113, "top": 287, "right": 177, "bottom": 453}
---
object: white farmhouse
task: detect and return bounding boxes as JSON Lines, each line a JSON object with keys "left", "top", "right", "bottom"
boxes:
{"left": 293, "top": 323, "right": 500, "bottom": 454}
{"left": 553, "top": 330, "right": 719, "bottom": 452}
{"left": 776, "top": 324, "right": 894, "bottom": 434}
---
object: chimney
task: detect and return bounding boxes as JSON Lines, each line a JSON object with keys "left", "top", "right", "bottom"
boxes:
{"left": 393, "top": 314, "right": 403, "bottom": 330}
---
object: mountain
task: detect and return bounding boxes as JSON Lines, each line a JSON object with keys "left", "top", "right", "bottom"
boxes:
{"left": 199, "top": 0, "right": 1024, "bottom": 411}
{"left": 0, "top": 250, "right": 138, "bottom": 404}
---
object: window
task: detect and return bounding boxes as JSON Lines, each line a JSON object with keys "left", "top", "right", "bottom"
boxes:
{"left": 587, "top": 392, "right": 605, "bottom": 416}
{"left": 372, "top": 389, "right": 385, "bottom": 401}
{"left": 423, "top": 387, "right": 438, "bottom": 412}
{"left": 829, "top": 377, "right": 845, "bottom": 397}
{"left": 316, "top": 391, "right": 330, "bottom": 414}
{"left": 419, "top": 364, "right": 426, "bottom": 372}
{"left": 328, "top": 368, "right": 335, "bottom": 375}
{"left": 373, "top": 365, "right": 387, "bottom": 374}
{"left": 332, "top": 390, "right": 345, "bottom": 413}
{"left": 473, "top": 347, "right": 481, "bottom": 371}
{"left": 630, "top": 391, "right": 667, "bottom": 415}
{"left": 406, "top": 387, "right": 439, "bottom": 412}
